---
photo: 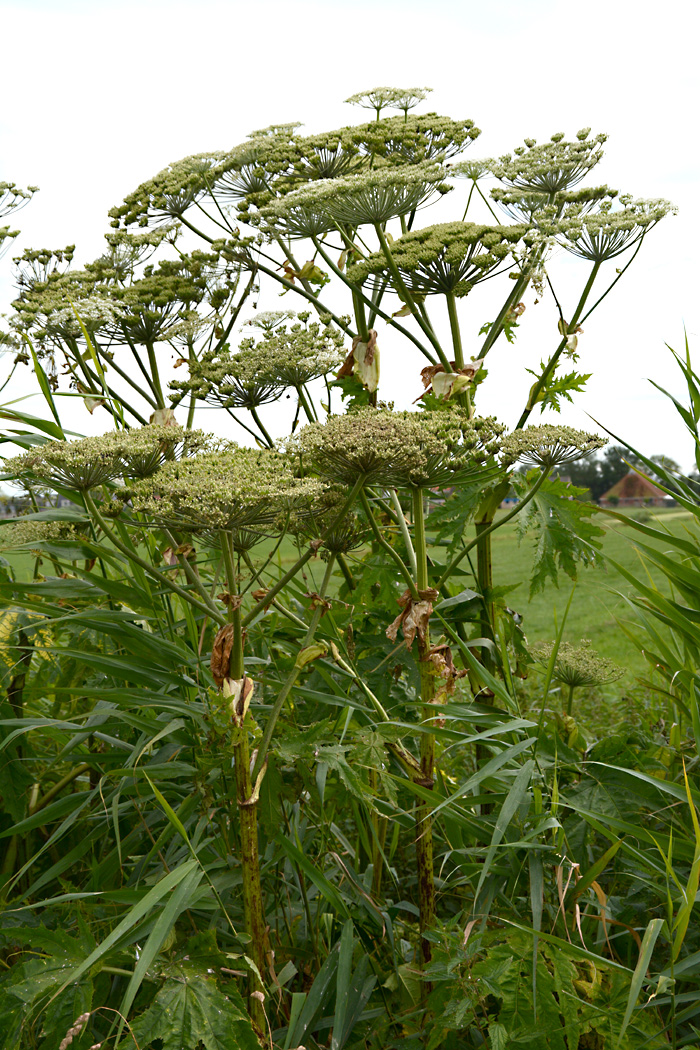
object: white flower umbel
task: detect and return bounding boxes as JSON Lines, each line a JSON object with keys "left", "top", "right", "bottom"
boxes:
{"left": 489, "top": 129, "right": 608, "bottom": 195}
{"left": 7, "top": 425, "right": 207, "bottom": 490}
{"left": 290, "top": 407, "right": 503, "bottom": 489}
{"left": 551, "top": 196, "right": 676, "bottom": 262}
{"left": 131, "top": 447, "right": 323, "bottom": 532}
{"left": 261, "top": 163, "right": 449, "bottom": 233}
{"left": 502, "top": 425, "right": 606, "bottom": 468}
{"left": 348, "top": 221, "right": 526, "bottom": 297}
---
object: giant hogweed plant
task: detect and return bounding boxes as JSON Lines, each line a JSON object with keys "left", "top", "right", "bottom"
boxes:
{"left": 0, "top": 89, "right": 687, "bottom": 1049}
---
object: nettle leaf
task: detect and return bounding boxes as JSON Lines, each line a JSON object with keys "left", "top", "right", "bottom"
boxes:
{"left": 124, "top": 965, "right": 258, "bottom": 1050}
{"left": 515, "top": 474, "right": 604, "bottom": 596}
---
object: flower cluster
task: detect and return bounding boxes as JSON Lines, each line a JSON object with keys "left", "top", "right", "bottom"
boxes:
{"left": 530, "top": 639, "right": 624, "bottom": 688}
{"left": 108, "top": 152, "right": 227, "bottom": 228}
{"left": 109, "top": 107, "right": 479, "bottom": 231}
{"left": 490, "top": 184, "right": 618, "bottom": 225}
{"left": 173, "top": 346, "right": 283, "bottom": 409}
{"left": 244, "top": 310, "right": 295, "bottom": 333}
{"left": 348, "top": 221, "right": 526, "bottom": 297}
{"left": 131, "top": 447, "right": 324, "bottom": 533}
{"left": 450, "top": 159, "right": 491, "bottom": 182}
{"left": 0, "top": 180, "right": 39, "bottom": 219}
{"left": 247, "top": 316, "right": 345, "bottom": 388}
{"left": 345, "top": 113, "right": 479, "bottom": 165}
{"left": 259, "top": 163, "right": 450, "bottom": 233}
{"left": 12, "top": 249, "right": 228, "bottom": 355}
{"left": 549, "top": 196, "right": 676, "bottom": 262}
{"left": 344, "top": 86, "right": 432, "bottom": 117}
{"left": 7, "top": 425, "right": 207, "bottom": 491}
{"left": 0, "top": 519, "right": 85, "bottom": 552}
{"left": 45, "top": 295, "right": 124, "bottom": 338}
{"left": 175, "top": 314, "right": 344, "bottom": 407}
{"left": 289, "top": 407, "right": 504, "bottom": 488}
{"left": 501, "top": 425, "right": 606, "bottom": 468}
{"left": 488, "top": 130, "right": 608, "bottom": 195}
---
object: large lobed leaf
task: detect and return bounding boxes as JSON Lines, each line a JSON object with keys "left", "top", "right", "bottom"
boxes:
{"left": 515, "top": 474, "right": 604, "bottom": 596}
{"left": 123, "top": 965, "right": 260, "bottom": 1050}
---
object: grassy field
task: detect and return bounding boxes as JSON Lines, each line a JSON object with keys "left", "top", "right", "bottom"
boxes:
{"left": 3, "top": 507, "right": 693, "bottom": 720}
{"left": 489, "top": 508, "right": 691, "bottom": 674}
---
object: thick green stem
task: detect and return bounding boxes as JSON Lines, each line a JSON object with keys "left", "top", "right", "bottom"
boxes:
{"left": 353, "top": 289, "right": 370, "bottom": 342}
{"left": 233, "top": 716, "right": 266, "bottom": 1031}
{"left": 445, "top": 292, "right": 465, "bottom": 371}
{"left": 412, "top": 487, "right": 428, "bottom": 593}
{"left": 566, "top": 684, "right": 575, "bottom": 717}
{"left": 145, "top": 342, "right": 166, "bottom": 409}
{"left": 475, "top": 521, "right": 495, "bottom": 650}
{"left": 445, "top": 291, "right": 471, "bottom": 414}
{"left": 337, "top": 553, "right": 356, "bottom": 591}
{"left": 516, "top": 261, "right": 601, "bottom": 429}
{"left": 374, "top": 224, "right": 449, "bottom": 367}
{"left": 411, "top": 487, "right": 437, "bottom": 974}
{"left": 84, "top": 492, "right": 225, "bottom": 624}
{"left": 249, "top": 406, "right": 275, "bottom": 448}
{"left": 29, "top": 762, "right": 92, "bottom": 814}
{"left": 221, "top": 531, "right": 266, "bottom": 1031}
{"left": 360, "top": 491, "right": 419, "bottom": 599}
{"left": 251, "top": 555, "right": 336, "bottom": 784}
{"left": 186, "top": 344, "right": 198, "bottom": 428}
{"left": 369, "top": 766, "right": 388, "bottom": 901}
{"left": 312, "top": 237, "right": 438, "bottom": 364}
{"left": 295, "top": 384, "right": 317, "bottom": 424}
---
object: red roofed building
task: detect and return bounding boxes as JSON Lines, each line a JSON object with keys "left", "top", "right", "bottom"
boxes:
{"left": 599, "top": 470, "right": 670, "bottom": 508}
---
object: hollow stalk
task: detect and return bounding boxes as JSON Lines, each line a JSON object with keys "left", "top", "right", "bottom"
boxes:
{"left": 221, "top": 532, "right": 267, "bottom": 1033}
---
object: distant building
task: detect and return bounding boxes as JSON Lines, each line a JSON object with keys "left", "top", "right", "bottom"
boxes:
{"left": 599, "top": 471, "right": 670, "bottom": 508}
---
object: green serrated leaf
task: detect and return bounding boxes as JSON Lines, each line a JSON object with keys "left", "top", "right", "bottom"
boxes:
{"left": 123, "top": 967, "right": 259, "bottom": 1050}
{"left": 515, "top": 474, "right": 604, "bottom": 596}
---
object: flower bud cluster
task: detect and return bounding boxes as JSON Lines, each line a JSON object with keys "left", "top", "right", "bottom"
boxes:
{"left": 131, "top": 447, "right": 324, "bottom": 532}
{"left": 109, "top": 152, "right": 228, "bottom": 228}
{"left": 348, "top": 221, "right": 527, "bottom": 296}
{"left": 174, "top": 314, "right": 344, "bottom": 407}
{"left": 491, "top": 184, "right": 618, "bottom": 225}
{"left": 7, "top": 425, "right": 207, "bottom": 491}
{"left": 173, "top": 344, "right": 284, "bottom": 410}
{"left": 0, "top": 519, "right": 85, "bottom": 552}
{"left": 501, "top": 425, "right": 606, "bottom": 468}
{"left": 530, "top": 639, "right": 624, "bottom": 688}
{"left": 289, "top": 407, "right": 504, "bottom": 488}
{"left": 488, "top": 129, "right": 608, "bottom": 195}
{"left": 259, "top": 163, "right": 450, "bottom": 233}
{"left": 344, "top": 86, "right": 432, "bottom": 116}
{"left": 546, "top": 196, "right": 677, "bottom": 262}
{"left": 0, "top": 180, "right": 39, "bottom": 219}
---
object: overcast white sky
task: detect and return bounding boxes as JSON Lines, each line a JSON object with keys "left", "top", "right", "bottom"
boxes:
{"left": 1, "top": 0, "right": 698, "bottom": 465}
